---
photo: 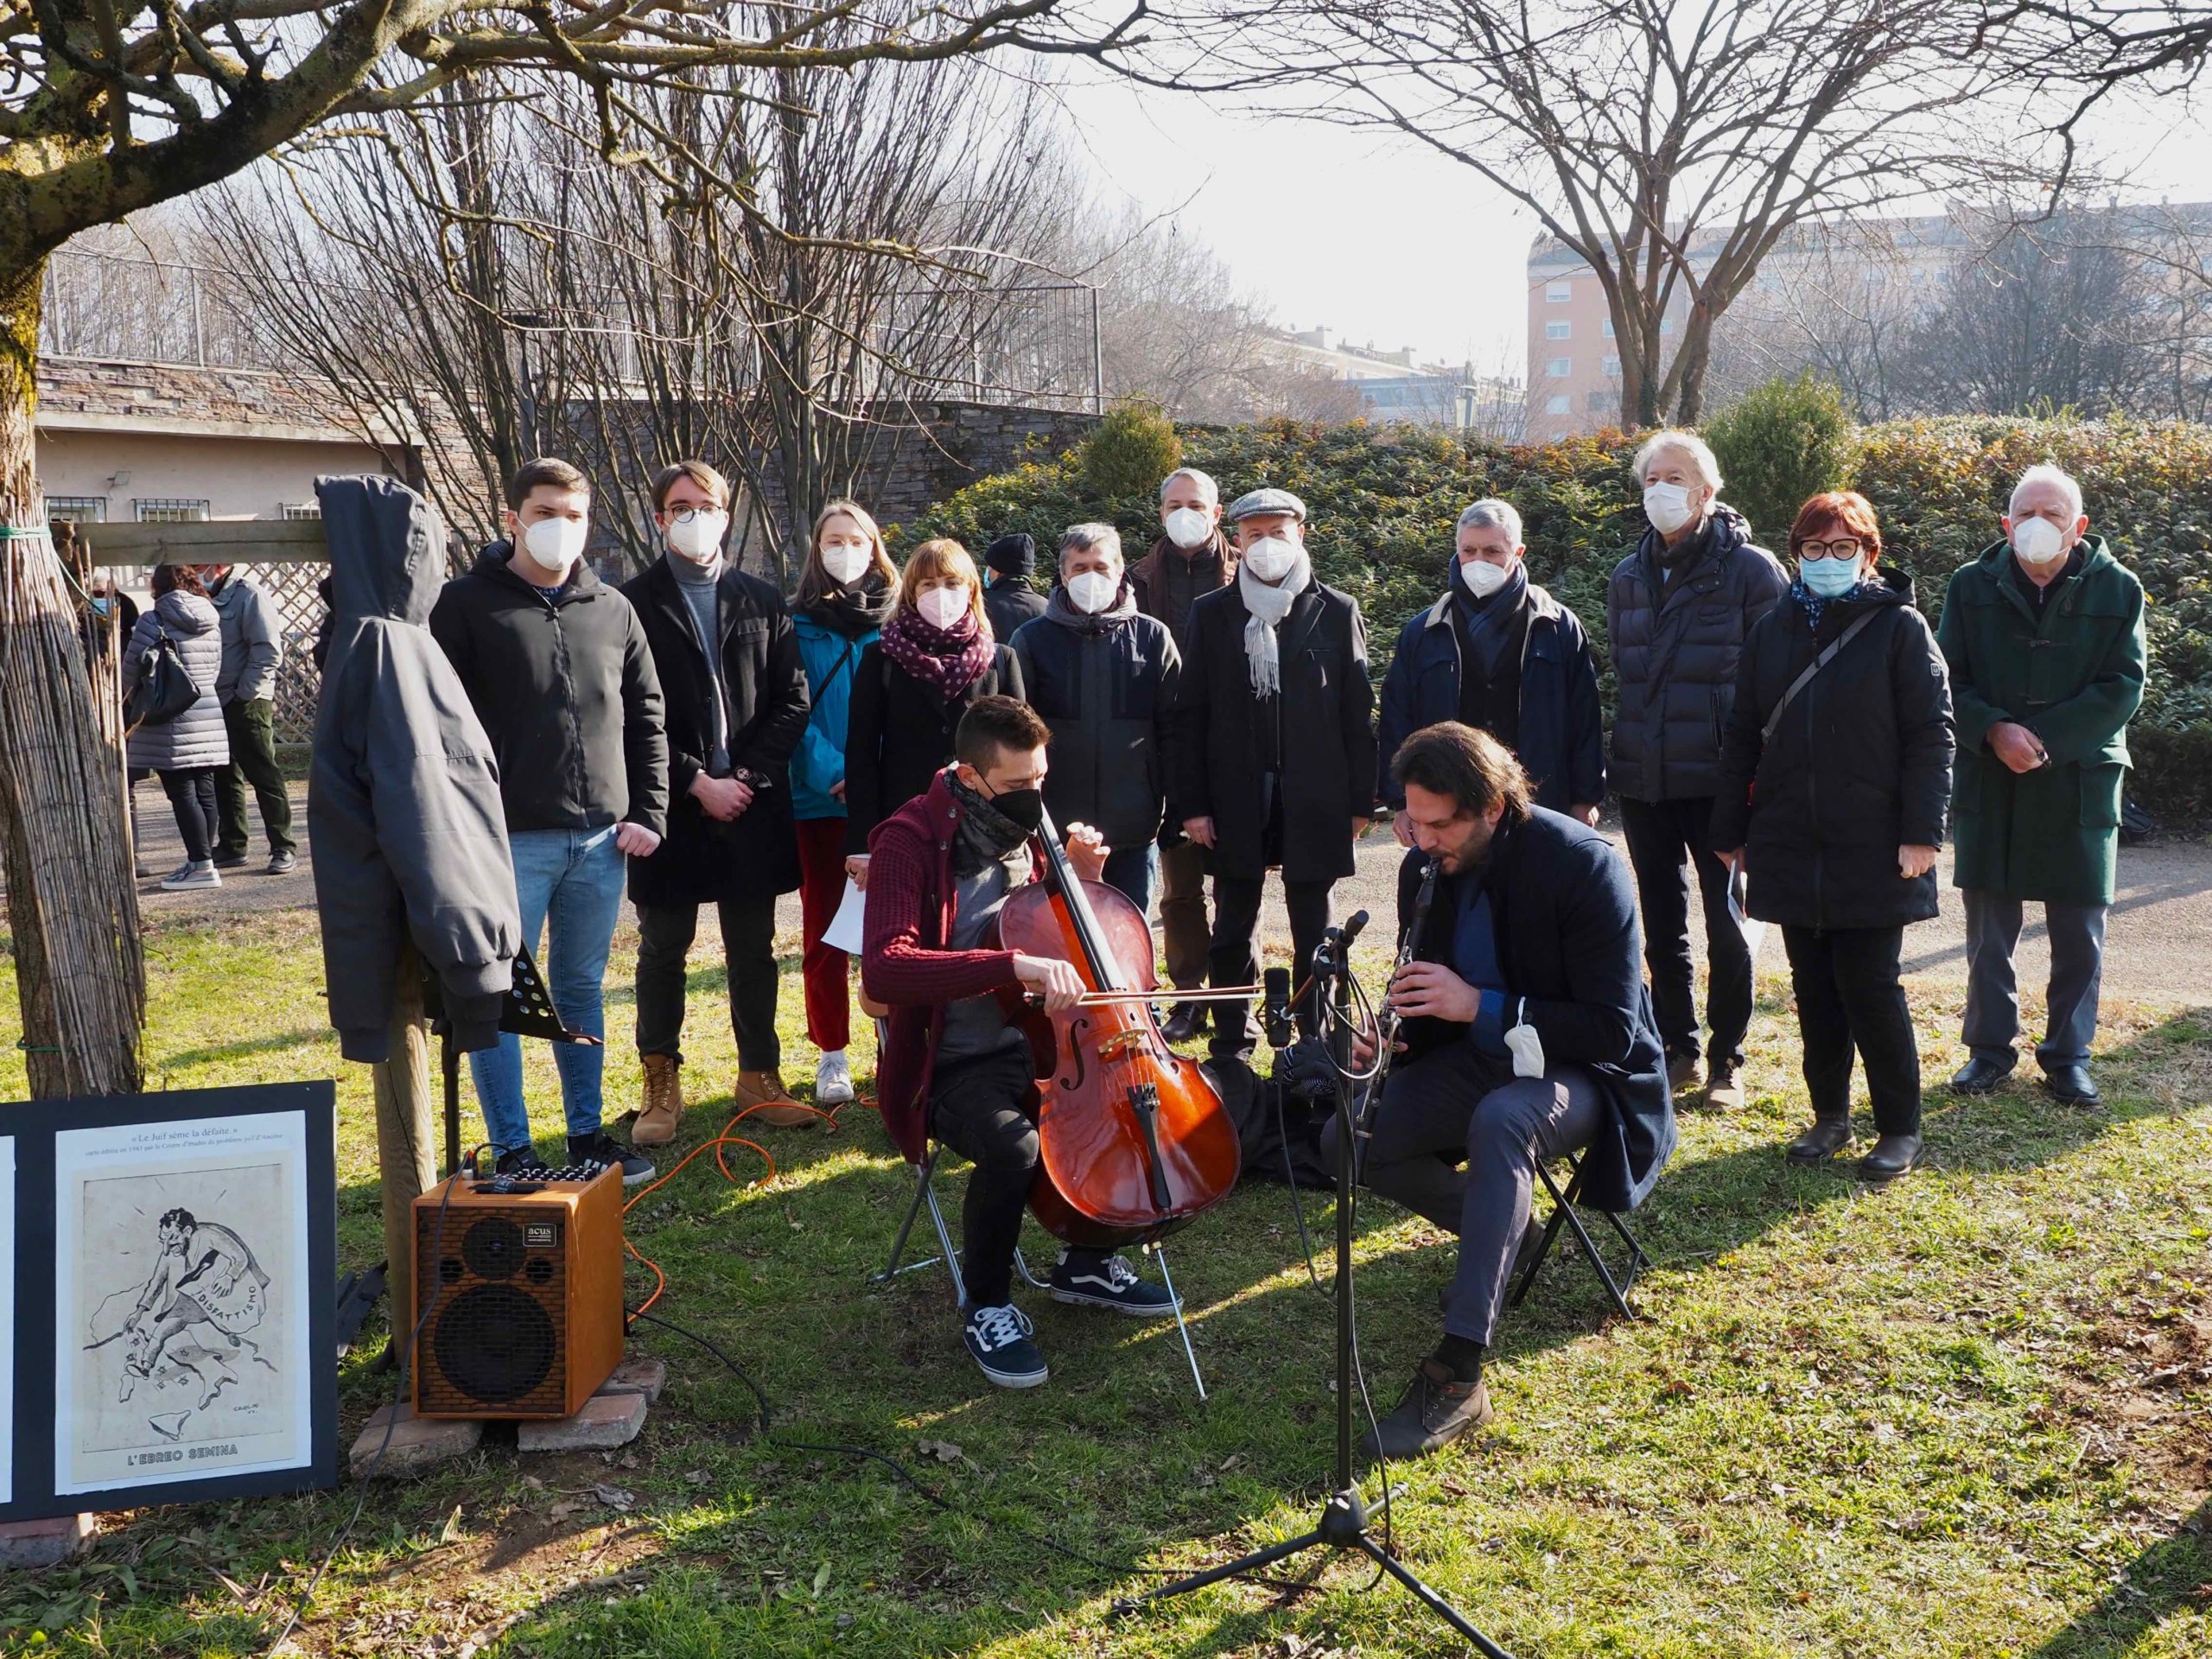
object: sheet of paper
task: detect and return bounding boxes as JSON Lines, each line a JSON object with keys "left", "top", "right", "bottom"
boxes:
{"left": 823, "top": 877, "right": 867, "bottom": 957}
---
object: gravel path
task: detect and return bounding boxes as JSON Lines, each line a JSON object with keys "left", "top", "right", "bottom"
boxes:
{"left": 121, "top": 781, "right": 2212, "bottom": 1004}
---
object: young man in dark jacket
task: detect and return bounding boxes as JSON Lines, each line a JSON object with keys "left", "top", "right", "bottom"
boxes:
{"left": 620, "top": 461, "right": 812, "bottom": 1147}
{"left": 1170, "top": 486, "right": 1376, "bottom": 1061}
{"left": 1378, "top": 497, "right": 1604, "bottom": 837}
{"left": 863, "top": 697, "right": 1175, "bottom": 1389}
{"left": 980, "top": 532, "right": 1046, "bottom": 643}
{"left": 430, "top": 456, "right": 670, "bottom": 1183}
{"left": 1605, "top": 430, "right": 1788, "bottom": 1111}
{"left": 1938, "top": 464, "right": 2146, "bottom": 1106}
{"left": 1330, "top": 722, "right": 1672, "bottom": 1457}
{"left": 1131, "top": 467, "right": 1236, "bottom": 1041}
{"left": 1009, "top": 523, "right": 1180, "bottom": 912}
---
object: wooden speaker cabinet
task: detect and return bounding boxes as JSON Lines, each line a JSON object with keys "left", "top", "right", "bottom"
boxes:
{"left": 410, "top": 1166, "right": 626, "bottom": 1419}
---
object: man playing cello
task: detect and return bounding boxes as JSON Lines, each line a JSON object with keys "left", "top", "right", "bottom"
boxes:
{"left": 864, "top": 696, "right": 1178, "bottom": 1389}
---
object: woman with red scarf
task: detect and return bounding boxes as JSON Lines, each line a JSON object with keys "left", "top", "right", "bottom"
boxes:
{"left": 843, "top": 539, "right": 1026, "bottom": 887}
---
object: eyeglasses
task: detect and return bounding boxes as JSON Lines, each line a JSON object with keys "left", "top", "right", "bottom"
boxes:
{"left": 1796, "top": 537, "right": 1864, "bottom": 562}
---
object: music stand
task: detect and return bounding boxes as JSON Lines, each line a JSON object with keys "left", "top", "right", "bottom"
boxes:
{"left": 421, "top": 943, "right": 599, "bottom": 1177}
{"left": 1110, "top": 927, "right": 1513, "bottom": 1655}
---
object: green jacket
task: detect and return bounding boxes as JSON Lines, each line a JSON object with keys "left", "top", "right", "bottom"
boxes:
{"left": 1936, "top": 537, "right": 2145, "bottom": 906}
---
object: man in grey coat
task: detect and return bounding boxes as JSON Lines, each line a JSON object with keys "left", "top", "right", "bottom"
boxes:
{"left": 200, "top": 562, "right": 297, "bottom": 874}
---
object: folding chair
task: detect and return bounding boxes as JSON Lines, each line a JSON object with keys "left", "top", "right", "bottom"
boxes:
{"left": 1507, "top": 1149, "right": 1648, "bottom": 1324}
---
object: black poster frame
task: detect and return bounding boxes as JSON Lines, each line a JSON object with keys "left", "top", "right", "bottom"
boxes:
{"left": 0, "top": 1081, "right": 338, "bottom": 1524}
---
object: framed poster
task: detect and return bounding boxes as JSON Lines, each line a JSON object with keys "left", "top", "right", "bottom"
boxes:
{"left": 1, "top": 1083, "right": 336, "bottom": 1523}
{"left": 1, "top": 1135, "right": 13, "bottom": 1508}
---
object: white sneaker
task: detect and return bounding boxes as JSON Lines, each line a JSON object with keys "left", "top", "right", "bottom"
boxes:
{"left": 814, "top": 1049, "right": 855, "bottom": 1105}
{"left": 160, "top": 861, "right": 221, "bottom": 892}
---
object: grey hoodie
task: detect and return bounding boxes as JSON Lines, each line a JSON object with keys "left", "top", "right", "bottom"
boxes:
{"left": 308, "top": 474, "right": 520, "bottom": 1063}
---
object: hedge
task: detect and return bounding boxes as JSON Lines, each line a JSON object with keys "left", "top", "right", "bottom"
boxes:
{"left": 896, "top": 416, "right": 2212, "bottom": 825}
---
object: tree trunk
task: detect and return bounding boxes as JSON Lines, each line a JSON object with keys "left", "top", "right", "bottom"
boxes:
{"left": 0, "top": 250, "right": 146, "bottom": 1097}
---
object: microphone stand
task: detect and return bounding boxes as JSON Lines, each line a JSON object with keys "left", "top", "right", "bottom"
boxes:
{"left": 1110, "top": 925, "right": 1513, "bottom": 1656}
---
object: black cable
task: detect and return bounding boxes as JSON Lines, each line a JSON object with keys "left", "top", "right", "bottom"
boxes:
{"left": 264, "top": 1166, "right": 465, "bottom": 1656}
{"left": 624, "top": 1306, "right": 1320, "bottom": 1596}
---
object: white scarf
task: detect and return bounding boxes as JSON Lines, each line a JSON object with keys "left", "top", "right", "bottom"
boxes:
{"left": 1236, "top": 543, "right": 1310, "bottom": 697}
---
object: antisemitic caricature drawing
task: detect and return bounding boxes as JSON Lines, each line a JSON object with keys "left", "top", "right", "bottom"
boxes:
{"left": 54, "top": 1116, "right": 312, "bottom": 1496}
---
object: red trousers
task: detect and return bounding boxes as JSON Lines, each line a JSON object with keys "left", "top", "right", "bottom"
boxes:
{"left": 795, "top": 816, "right": 853, "bottom": 1052}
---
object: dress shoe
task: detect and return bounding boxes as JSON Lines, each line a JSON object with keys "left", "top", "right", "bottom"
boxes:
{"left": 1359, "top": 1360, "right": 1493, "bottom": 1459}
{"left": 1666, "top": 1052, "right": 1701, "bottom": 1091}
{"left": 1784, "top": 1116, "right": 1852, "bottom": 1164}
{"left": 1948, "top": 1056, "right": 2014, "bottom": 1096}
{"left": 632, "top": 1052, "right": 683, "bottom": 1147}
{"left": 734, "top": 1068, "right": 816, "bottom": 1127}
{"left": 1858, "top": 1133, "right": 1921, "bottom": 1182}
{"left": 1704, "top": 1061, "right": 1746, "bottom": 1111}
{"left": 2043, "top": 1065, "right": 2101, "bottom": 1105}
{"left": 1160, "top": 1001, "right": 1206, "bottom": 1044}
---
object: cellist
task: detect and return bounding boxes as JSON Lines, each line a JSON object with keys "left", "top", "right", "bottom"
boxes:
{"left": 863, "top": 696, "right": 1179, "bottom": 1389}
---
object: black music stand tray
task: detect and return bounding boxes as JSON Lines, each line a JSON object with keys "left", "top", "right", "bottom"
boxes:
{"left": 421, "top": 943, "right": 599, "bottom": 1177}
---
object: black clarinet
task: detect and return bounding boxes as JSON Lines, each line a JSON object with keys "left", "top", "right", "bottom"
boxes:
{"left": 1354, "top": 855, "right": 1442, "bottom": 1147}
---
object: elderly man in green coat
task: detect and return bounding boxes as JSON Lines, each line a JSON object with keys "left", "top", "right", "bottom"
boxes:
{"left": 1937, "top": 463, "right": 2146, "bottom": 1106}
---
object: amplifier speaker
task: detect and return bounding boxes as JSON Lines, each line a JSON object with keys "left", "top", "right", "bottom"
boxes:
{"left": 410, "top": 1166, "right": 626, "bottom": 1419}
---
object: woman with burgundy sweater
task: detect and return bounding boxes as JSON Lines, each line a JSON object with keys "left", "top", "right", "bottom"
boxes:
{"left": 861, "top": 696, "right": 1175, "bottom": 1389}
{"left": 841, "top": 538, "right": 1024, "bottom": 888}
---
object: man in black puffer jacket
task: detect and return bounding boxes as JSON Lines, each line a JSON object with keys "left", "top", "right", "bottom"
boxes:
{"left": 1009, "top": 523, "right": 1180, "bottom": 912}
{"left": 1605, "top": 429, "right": 1788, "bottom": 1110}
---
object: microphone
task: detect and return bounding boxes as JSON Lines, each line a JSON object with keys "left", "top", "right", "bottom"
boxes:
{"left": 1262, "top": 966, "right": 1295, "bottom": 1049}
{"left": 1338, "top": 909, "right": 1372, "bottom": 951}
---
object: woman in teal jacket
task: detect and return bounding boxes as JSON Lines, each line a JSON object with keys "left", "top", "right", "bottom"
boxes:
{"left": 791, "top": 499, "right": 896, "bottom": 1106}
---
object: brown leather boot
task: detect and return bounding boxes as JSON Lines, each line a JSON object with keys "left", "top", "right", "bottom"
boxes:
{"left": 633, "top": 1052, "right": 683, "bottom": 1147}
{"left": 735, "top": 1069, "right": 815, "bottom": 1128}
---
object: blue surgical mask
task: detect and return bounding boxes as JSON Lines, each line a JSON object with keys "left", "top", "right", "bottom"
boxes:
{"left": 1800, "top": 557, "right": 1861, "bottom": 599}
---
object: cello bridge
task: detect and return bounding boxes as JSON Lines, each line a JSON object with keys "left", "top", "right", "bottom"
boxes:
{"left": 1096, "top": 1027, "right": 1153, "bottom": 1061}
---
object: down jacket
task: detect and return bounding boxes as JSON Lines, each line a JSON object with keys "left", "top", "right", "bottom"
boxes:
{"left": 308, "top": 475, "right": 520, "bottom": 1064}
{"left": 1605, "top": 505, "right": 1788, "bottom": 802}
{"left": 1708, "top": 570, "right": 1955, "bottom": 932}
{"left": 124, "top": 590, "right": 230, "bottom": 772}
{"left": 1009, "top": 592, "right": 1181, "bottom": 850}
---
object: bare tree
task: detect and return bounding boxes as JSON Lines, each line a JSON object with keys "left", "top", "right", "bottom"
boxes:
{"left": 1154, "top": 0, "right": 2055, "bottom": 426}
{"left": 1, "top": 0, "right": 1126, "bottom": 1095}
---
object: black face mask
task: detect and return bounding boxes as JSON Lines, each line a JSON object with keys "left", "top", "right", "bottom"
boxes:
{"left": 985, "top": 785, "right": 1046, "bottom": 834}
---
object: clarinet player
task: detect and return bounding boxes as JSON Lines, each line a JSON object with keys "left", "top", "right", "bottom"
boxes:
{"left": 1323, "top": 722, "right": 1675, "bottom": 1458}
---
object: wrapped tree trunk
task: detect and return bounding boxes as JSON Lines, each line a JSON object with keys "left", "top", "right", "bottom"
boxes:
{"left": 0, "top": 251, "right": 146, "bottom": 1096}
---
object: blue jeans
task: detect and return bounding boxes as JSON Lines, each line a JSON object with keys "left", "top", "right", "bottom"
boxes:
{"left": 1101, "top": 842, "right": 1160, "bottom": 917}
{"left": 470, "top": 826, "right": 626, "bottom": 1154}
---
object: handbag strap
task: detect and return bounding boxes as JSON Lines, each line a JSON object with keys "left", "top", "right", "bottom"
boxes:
{"left": 1760, "top": 611, "right": 1879, "bottom": 746}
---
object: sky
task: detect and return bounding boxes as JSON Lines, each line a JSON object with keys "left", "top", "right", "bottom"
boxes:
{"left": 1053, "top": 67, "right": 2212, "bottom": 385}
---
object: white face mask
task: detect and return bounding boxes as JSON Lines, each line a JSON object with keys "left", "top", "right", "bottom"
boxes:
{"left": 1643, "top": 481, "right": 1697, "bottom": 536}
{"left": 1458, "top": 557, "right": 1513, "bottom": 600}
{"left": 522, "top": 516, "right": 588, "bottom": 577}
{"left": 2011, "top": 515, "right": 2068, "bottom": 567}
{"left": 1243, "top": 534, "right": 1300, "bottom": 582}
{"left": 665, "top": 509, "right": 727, "bottom": 564}
{"left": 820, "top": 540, "right": 873, "bottom": 584}
{"left": 1066, "top": 570, "right": 1119, "bottom": 614}
{"left": 1163, "top": 506, "right": 1214, "bottom": 550}
{"left": 916, "top": 586, "right": 969, "bottom": 630}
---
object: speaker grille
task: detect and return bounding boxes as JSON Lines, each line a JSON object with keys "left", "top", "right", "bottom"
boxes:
{"left": 462, "top": 1215, "right": 525, "bottom": 1281}
{"left": 434, "top": 1283, "right": 556, "bottom": 1403}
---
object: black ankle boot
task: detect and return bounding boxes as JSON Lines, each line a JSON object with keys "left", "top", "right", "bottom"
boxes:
{"left": 1785, "top": 1116, "right": 1852, "bottom": 1164}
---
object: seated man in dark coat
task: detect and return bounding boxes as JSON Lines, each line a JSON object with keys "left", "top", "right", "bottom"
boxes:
{"left": 1327, "top": 722, "right": 1674, "bottom": 1458}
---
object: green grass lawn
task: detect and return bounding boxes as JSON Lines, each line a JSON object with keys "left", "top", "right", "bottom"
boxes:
{"left": 2, "top": 909, "right": 2208, "bottom": 1658}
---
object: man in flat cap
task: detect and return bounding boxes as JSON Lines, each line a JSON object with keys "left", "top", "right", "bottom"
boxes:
{"left": 981, "top": 532, "right": 1046, "bottom": 644}
{"left": 1169, "top": 487, "right": 1376, "bottom": 1058}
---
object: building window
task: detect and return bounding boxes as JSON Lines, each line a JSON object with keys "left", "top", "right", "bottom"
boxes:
{"left": 46, "top": 496, "right": 106, "bottom": 523}
{"left": 1545, "top": 282, "right": 1572, "bottom": 302}
{"left": 136, "top": 499, "right": 210, "bottom": 523}
{"left": 1545, "top": 357, "right": 1572, "bottom": 378}
{"left": 281, "top": 502, "right": 322, "bottom": 520}
{"left": 1602, "top": 318, "right": 1616, "bottom": 339}
{"left": 1602, "top": 355, "right": 1621, "bottom": 377}
{"left": 1545, "top": 321, "right": 1571, "bottom": 340}
{"left": 1545, "top": 395, "right": 1570, "bottom": 414}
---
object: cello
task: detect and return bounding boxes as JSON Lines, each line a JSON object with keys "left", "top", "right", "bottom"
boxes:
{"left": 993, "top": 804, "right": 1242, "bottom": 1249}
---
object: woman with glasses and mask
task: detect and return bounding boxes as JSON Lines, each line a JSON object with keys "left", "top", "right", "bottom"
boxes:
{"left": 843, "top": 538, "right": 1025, "bottom": 883}
{"left": 1711, "top": 492, "right": 1954, "bottom": 1182}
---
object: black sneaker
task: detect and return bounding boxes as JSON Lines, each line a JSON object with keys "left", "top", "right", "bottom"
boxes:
{"left": 494, "top": 1144, "right": 552, "bottom": 1177}
{"left": 962, "top": 1302, "right": 1048, "bottom": 1389}
{"left": 212, "top": 850, "right": 250, "bottom": 870}
{"left": 1049, "top": 1249, "right": 1178, "bottom": 1318}
{"left": 568, "top": 1131, "right": 655, "bottom": 1187}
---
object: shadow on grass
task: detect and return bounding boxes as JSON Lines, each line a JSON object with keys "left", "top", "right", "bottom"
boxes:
{"left": 2019, "top": 1497, "right": 2212, "bottom": 1659}
{"left": 155, "top": 1026, "right": 330, "bottom": 1071}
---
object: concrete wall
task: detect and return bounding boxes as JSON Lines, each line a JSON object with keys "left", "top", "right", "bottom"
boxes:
{"left": 34, "top": 428, "right": 398, "bottom": 523}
